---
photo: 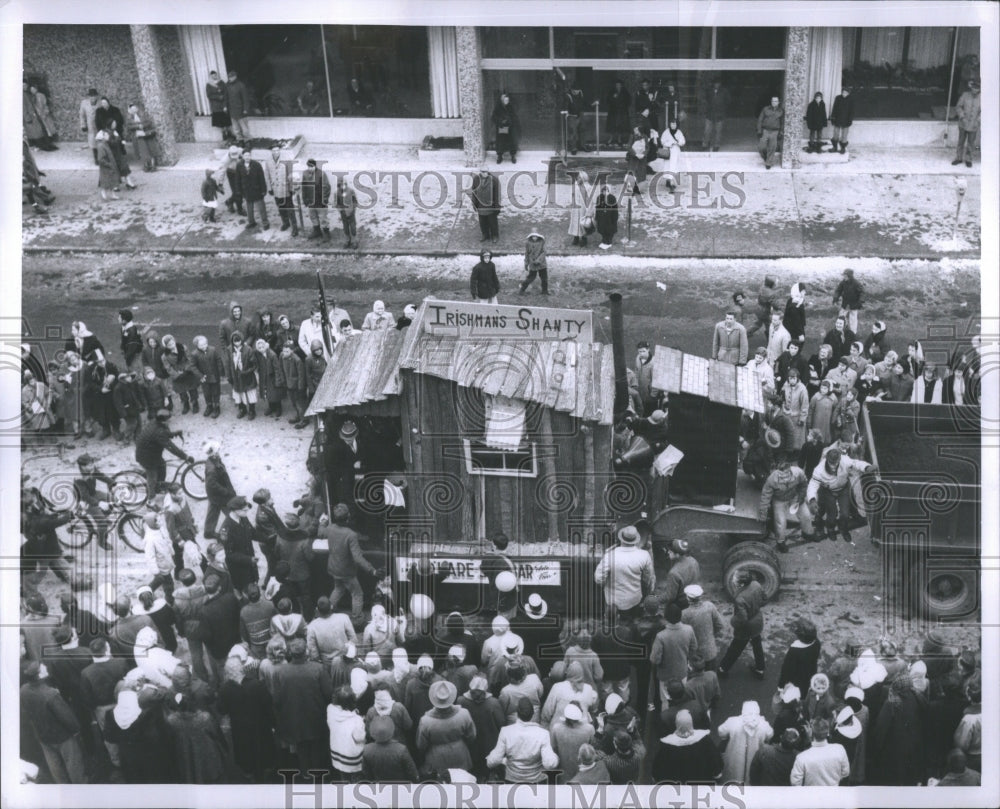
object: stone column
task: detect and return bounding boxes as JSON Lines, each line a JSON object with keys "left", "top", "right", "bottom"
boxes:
{"left": 456, "top": 27, "right": 485, "bottom": 167}
{"left": 130, "top": 24, "right": 179, "bottom": 166}
{"left": 782, "top": 27, "right": 811, "bottom": 170}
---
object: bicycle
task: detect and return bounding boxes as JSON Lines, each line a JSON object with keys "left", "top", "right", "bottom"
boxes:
{"left": 113, "top": 444, "right": 209, "bottom": 507}
{"left": 42, "top": 487, "right": 146, "bottom": 552}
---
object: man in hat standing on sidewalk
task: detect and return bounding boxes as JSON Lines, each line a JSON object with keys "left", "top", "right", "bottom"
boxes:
{"left": 952, "top": 80, "right": 980, "bottom": 168}
{"left": 593, "top": 525, "right": 656, "bottom": 619}
{"left": 519, "top": 232, "right": 549, "bottom": 295}
{"left": 662, "top": 539, "right": 700, "bottom": 609}
{"left": 466, "top": 166, "right": 501, "bottom": 243}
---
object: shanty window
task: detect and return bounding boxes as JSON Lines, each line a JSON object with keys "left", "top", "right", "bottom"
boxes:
{"left": 464, "top": 439, "right": 538, "bottom": 478}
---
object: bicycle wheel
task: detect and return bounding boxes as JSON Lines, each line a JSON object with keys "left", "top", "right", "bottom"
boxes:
{"left": 181, "top": 461, "right": 208, "bottom": 501}
{"left": 112, "top": 470, "right": 149, "bottom": 510}
{"left": 117, "top": 512, "right": 145, "bottom": 552}
{"left": 55, "top": 515, "right": 95, "bottom": 549}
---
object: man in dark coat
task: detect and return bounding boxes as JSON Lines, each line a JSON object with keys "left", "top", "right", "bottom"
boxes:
{"left": 119, "top": 309, "right": 143, "bottom": 371}
{"left": 832, "top": 268, "right": 863, "bottom": 333}
{"left": 749, "top": 728, "right": 800, "bottom": 785}
{"left": 325, "top": 420, "right": 363, "bottom": 510}
{"left": 605, "top": 79, "right": 631, "bottom": 146}
{"left": 717, "top": 573, "right": 766, "bottom": 677}
{"left": 235, "top": 150, "right": 269, "bottom": 230}
{"left": 224, "top": 69, "right": 251, "bottom": 145}
{"left": 20, "top": 661, "right": 86, "bottom": 783}
{"left": 203, "top": 441, "right": 236, "bottom": 539}
{"left": 653, "top": 709, "right": 723, "bottom": 784}
{"left": 467, "top": 167, "right": 501, "bottom": 243}
{"left": 828, "top": 87, "right": 854, "bottom": 154}
{"left": 595, "top": 185, "right": 619, "bottom": 248}
{"left": 221, "top": 495, "right": 259, "bottom": 595}
{"left": 199, "top": 573, "right": 241, "bottom": 683}
{"left": 323, "top": 503, "right": 378, "bottom": 622}
{"left": 272, "top": 637, "right": 333, "bottom": 775}
{"left": 868, "top": 673, "right": 928, "bottom": 785}
{"left": 702, "top": 79, "right": 730, "bottom": 151}
{"left": 134, "top": 409, "right": 193, "bottom": 497}
{"left": 106, "top": 596, "right": 158, "bottom": 666}
{"left": 634, "top": 79, "right": 661, "bottom": 134}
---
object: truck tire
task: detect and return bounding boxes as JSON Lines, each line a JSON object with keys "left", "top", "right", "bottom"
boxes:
{"left": 723, "top": 542, "right": 783, "bottom": 601}
{"left": 909, "top": 565, "right": 978, "bottom": 621}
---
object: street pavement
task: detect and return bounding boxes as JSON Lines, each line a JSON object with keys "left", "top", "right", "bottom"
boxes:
{"left": 23, "top": 141, "right": 981, "bottom": 259}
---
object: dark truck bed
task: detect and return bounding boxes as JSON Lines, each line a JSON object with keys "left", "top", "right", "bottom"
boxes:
{"left": 863, "top": 402, "right": 981, "bottom": 552}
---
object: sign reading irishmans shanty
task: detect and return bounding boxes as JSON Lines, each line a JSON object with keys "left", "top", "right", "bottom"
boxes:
{"left": 423, "top": 300, "right": 594, "bottom": 342}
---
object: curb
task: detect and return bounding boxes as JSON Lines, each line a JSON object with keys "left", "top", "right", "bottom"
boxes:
{"left": 22, "top": 245, "right": 981, "bottom": 261}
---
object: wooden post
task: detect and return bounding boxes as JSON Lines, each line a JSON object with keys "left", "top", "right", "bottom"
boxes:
{"left": 539, "top": 409, "right": 561, "bottom": 543}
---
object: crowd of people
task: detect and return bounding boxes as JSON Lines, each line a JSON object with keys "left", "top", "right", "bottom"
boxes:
{"left": 18, "top": 298, "right": 419, "bottom": 455}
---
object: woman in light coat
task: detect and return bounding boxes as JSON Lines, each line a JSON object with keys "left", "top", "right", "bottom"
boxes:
{"left": 567, "top": 170, "right": 597, "bottom": 247}
{"left": 658, "top": 120, "right": 687, "bottom": 190}
{"left": 717, "top": 701, "right": 773, "bottom": 785}
{"left": 95, "top": 130, "right": 121, "bottom": 201}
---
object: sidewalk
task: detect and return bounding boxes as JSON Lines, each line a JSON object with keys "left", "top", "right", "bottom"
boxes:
{"left": 23, "top": 142, "right": 981, "bottom": 259}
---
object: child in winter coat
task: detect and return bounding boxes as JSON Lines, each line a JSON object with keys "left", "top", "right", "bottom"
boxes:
{"left": 112, "top": 369, "right": 145, "bottom": 442}
{"left": 201, "top": 168, "right": 221, "bottom": 222}
{"left": 831, "top": 387, "right": 861, "bottom": 443}
{"left": 519, "top": 232, "right": 548, "bottom": 295}
{"left": 141, "top": 365, "right": 171, "bottom": 419}
{"left": 255, "top": 338, "right": 286, "bottom": 418}
{"left": 804, "top": 92, "right": 828, "bottom": 153}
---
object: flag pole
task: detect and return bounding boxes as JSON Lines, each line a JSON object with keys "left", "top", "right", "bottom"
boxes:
{"left": 316, "top": 271, "right": 334, "bottom": 355}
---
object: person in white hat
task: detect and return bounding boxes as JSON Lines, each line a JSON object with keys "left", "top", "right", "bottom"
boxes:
{"left": 771, "top": 683, "right": 808, "bottom": 751}
{"left": 717, "top": 701, "right": 773, "bottom": 785}
{"left": 680, "top": 584, "right": 725, "bottom": 668}
{"left": 790, "top": 718, "right": 850, "bottom": 786}
{"left": 549, "top": 701, "right": 595, "bottom": 783}
{"left": 481, "top": 615, "right": 524, "bottom": 669}
{"left": 593, "top": 524, "right": 655, "bottom": 617}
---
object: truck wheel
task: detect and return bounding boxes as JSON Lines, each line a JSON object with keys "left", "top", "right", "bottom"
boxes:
{"left": 723, "top": 542, "right": 782, "bottom": 601}
{"left": 909, "top": 566, "right": 978, "bottom": 621}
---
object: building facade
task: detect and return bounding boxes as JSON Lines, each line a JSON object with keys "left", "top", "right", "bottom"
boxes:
{"left": 24, "top": 24, "right": 980, "bottom": 167}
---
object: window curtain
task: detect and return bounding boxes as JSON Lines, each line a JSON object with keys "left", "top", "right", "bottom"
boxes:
{"left": 808, "top": 27, "right": 844, "bottom": 106}
{"left": 428, "top": 26, "right": 460, "bottom": 118}
{"left": 907, "top": 28, "right": 953, "bottom": 68}
{"left": 859, "top": 27, "right": 905, "bottom": 66}
{"left": 178, "top": 25, "right": 228, "bottom": 115}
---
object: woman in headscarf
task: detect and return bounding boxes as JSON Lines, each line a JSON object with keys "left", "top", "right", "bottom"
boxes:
{"left": 225, "top": 330, "right": 259, "bottom": 420}
{"left": 457, "top": 674, "right": 505, "bottom": 782}
{"left": 658, "top": 119, "right": 687, "bottom": 191}
{"left": 364, "top": 683, "right": 413, "bottom": 745}
{"left": 161, "top": 334, "right": 200, "bottom": 415}
{"left": 387, "top": 647, "right": 413, "bottom": 704}
{"left": 480, "top": 615, "right": 524, "bottom": 670}
{"left": 850, "top": 648, "right": 889, "bottom": 726}
{"left": 717, "top": 701, "right": 773, "bottom": 785}
{"left": 103, "top": 688, "right": 177, "bottom": 783}
{"left": 868, "top": 672, "right": 927, "bottom": 785}
{"left": 540, "top": 660, "right": 596, "bottom": 726}
{"left": 839, "top": 686, "right": 869, "bottom": 784}
{"left": 95, "top": 129, "right": 121, "bottom": 201}
{"left": 802, "top": 672, "right": 837, "bottom": 722}
{"left": 567, "top": 170, "right": 596, "bottom": 248}
{"left": 218, "top": 656, "right": 276, "bottom": 783}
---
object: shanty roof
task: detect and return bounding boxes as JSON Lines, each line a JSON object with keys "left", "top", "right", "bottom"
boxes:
{"left": 650, "top": 346, "right": 766, "bottom": 414}
{"left": 399, "top": 302, "right": 615, "bottom": 424}
{"left": 305, "top": 328, "right": 405, "bottom": 416}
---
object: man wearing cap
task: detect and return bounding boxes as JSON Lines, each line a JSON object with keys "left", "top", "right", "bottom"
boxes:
{"left": 663, "top": 539, "right": 700, "bottom": 609}
{"left": 221, "top": 496, "right": 259, "bottom": 594}
{"left": 712, "top": 310, "right": 749, "bottom": 366}
{"left": 362, "top": 714, "right": 420, "bottom": 782}
{"left": 749, "top": 728, "right": 800, "bottom": 785}
{"left": 594, "top": 525, "right": 655, "bottom": 618}
{"left": 323, "top": 503, "right": 378, "bottom": 623}
{"left": 807, "top": 447, "right": 874, "bottom": 544}
{"left": 549, "top": 702, "right": 595, "bottom": 783}
{"left": 681, "top": 585, "right": 724, "bottom": 668}
{"left": 134, "top": 409, "right": 193, "bottom": 497}
{"left": 487, "top": 696, "right": 559, "bottom": 783}
{"left": 759, "top": 456, "right": 815, "bottom": 552}
{"left": 790, "top": 718, "right": 850, "bottom": 785}
{"left": 952, "top": 79, "right": 980, "bottom": 168}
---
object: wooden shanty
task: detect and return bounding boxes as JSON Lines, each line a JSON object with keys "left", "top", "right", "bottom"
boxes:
{"left": 305, "top": 299, "right": 617, "bottom": 552}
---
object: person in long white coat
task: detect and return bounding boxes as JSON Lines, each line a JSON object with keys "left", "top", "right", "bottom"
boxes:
{"left": 659, "top": 121, "right": 687, "bottom": 189}
{"left": 567, "top": 170, "right": 597, "bottom": 247}
{"left": 718, "top": 701, "right": 773, "bottom": 785}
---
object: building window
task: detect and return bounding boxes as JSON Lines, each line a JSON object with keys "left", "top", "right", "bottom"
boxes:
{"left": 218, "top": 24, "right": 432, "bottom": 118}
{"left": 482, "top": 27, "right": 550, "bottom": 59}
{"left": 715, "top": 27, "right": 787, "bottom": 59}
{"left": 464, "top": 439, "right": 538, "bottom": 478}
{"left": 842, "top": 27, "right": 977, "bottom": 120}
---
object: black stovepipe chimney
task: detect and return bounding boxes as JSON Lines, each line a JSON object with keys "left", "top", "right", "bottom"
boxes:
{"left": 609, "top": 293, "right": 629, "bottom": 421}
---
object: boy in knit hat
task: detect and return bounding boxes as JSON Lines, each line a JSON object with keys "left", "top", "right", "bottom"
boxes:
{"left": 200, "top": 168, "right": 222, "bottom": 223}
{"left": 519, "top": 232, "right": 549, "bottom": 295}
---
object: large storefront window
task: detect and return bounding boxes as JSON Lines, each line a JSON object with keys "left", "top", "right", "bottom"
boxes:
{"left": 219, "top": 24, "right": 432, "bottom": 118}
{"left": 842, "top": 27, "right": 978, "bottom": 119}
{"left": 481, "top": 27, "right": 549, "bottom": 59}
{"left": 716, "top": 27, "right": 787, "bottom": 59}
